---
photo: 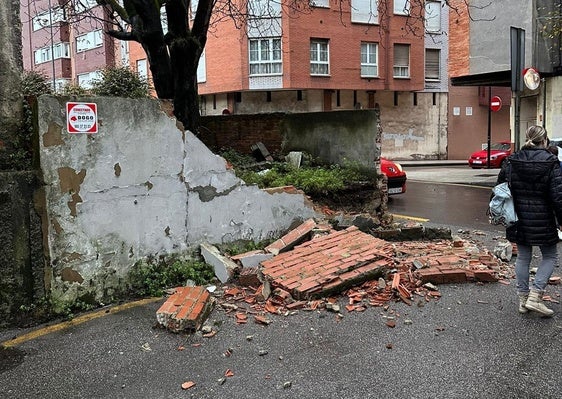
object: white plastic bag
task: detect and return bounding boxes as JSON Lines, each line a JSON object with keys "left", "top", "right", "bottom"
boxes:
{"left": 487, "top": 182, "right": 518, "bottom": 227}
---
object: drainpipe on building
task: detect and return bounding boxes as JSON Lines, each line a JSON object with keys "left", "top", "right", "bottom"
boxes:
{"left": 542, "top": 78, "right": 547, "bottom": 130}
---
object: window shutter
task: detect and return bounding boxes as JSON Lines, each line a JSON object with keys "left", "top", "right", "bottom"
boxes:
{"left": 394, "top": 44, "right": 409, "bottom": 67}
{"left": 425, "top": 49, "right": 440, "bottom": 79}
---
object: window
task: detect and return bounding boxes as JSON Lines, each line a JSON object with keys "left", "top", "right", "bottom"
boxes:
{"left": 393, "top": 44, "right": 410, "bottom": 78}
{"left": 351, "top": 0, "right": 378, "bottom": 24}
{"left": 77, "top": 71, "right": 101, "bottom": 89}
{"left": 197, "top": 49, "right": 206, "bottom": 83}
{"left": 76, "top": 30, "right": 103, "bottom": 52}
{"left": 137, "top": 59, "right": 148, "bottom": 79}
{"left": 310, "top": 0, "right": 329, "bottom": 7}
{"left": 74, "top": 0, "right": 98, "bottom": 13}
{"left": 310, "top": 39, "right": 329, "bottom": 75}
{"left": 32, "top": 7, "right": 66, "bottom": 31}
{"left": 394, "top": 0, "right": 410, "bottom": 15}
{"left": 425, "top": 49, "right": 440, "bottom": 80}
{"left": 425, "top": 1, "right": 441, "bottom": 33}
{"left": 248, "top": 0, "right": 281, "bottom": 16}
{"left": 33, "top": 42, "right": 70, "bottom": 64}
{"left": 249, "top": 38, "right": 282, "bottom": 75}
{"left": 361, "top": 42, "right": 378, "bottom": 77}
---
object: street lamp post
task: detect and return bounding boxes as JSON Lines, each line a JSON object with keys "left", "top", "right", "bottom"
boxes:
{"left": 48, "top": 0, "right": 56, "bottom": 91}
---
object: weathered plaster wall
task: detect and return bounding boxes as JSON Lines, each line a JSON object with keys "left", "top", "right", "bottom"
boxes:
{"left": 202, "top": 110, "right": 381, "bottom": 168}
{"left": 0, "top": 171, "right": 45, "bottom": 327}
{"left": 0, "top": 0, "right": 23, "bottom": 170}
{"left": 38, "top": 96, "right": 316, "bottom": 305}
{"left": 376, "top": 91, "right": 448, "bottom": 160}
{"left": 201, "top": 91, "right": 448, "bottom": 163}
{"left": 281, "top": 110, "right": 380, "bottom": 168}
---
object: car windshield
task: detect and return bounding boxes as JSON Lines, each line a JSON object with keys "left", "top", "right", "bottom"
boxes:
{"left": 485, "top": 143, "right": 511, "bottom": 151}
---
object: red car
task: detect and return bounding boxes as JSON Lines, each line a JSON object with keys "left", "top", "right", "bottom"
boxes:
{"left": 381, "top": 158, "right": 407, "bottom": 195}
{"left": 468, "top": 141, "right": 513, "bottom": 169}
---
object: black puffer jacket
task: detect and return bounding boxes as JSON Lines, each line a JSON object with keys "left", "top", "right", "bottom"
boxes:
{"left": 498, "top": 148, "right": 562, "bottom": 245}
{"left": 496, "top": 147, "right": 562, "bottom": 246}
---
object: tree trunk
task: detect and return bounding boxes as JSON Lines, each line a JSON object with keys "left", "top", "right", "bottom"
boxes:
{"left": 126, "top": 1, "right": 174, "bottom": 99}
{"left": 169, "top": 39, "right": 201, "bottom": 133}
{"left": 165, "top": 0, "right": 204, "bottom": 133}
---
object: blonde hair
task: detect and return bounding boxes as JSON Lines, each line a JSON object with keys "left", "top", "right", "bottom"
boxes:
{"left": 524, "top": 125, "right": 547, "bottom": 147}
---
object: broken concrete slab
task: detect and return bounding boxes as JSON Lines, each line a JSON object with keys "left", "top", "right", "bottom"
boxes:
{"left": 230, "top": 250, "right": 274, "bottom": 268}
{"left": 201, "top": 243, "right": 239, "bottom": 283}
{"left": 251, "top": 142, "right": 274, "bottom": 162}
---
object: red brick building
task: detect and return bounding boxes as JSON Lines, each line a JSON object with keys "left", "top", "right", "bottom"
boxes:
{"left": 184, "top": 0, "right": 451, "bottom": 160}
{"left": 20, "top": 0, "right": 120, "bottom": 90}
{"left": 196, "top": 0, "right": 427, "bottom": 115}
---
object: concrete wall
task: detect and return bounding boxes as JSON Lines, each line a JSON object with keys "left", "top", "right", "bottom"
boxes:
{"left": 0, "top": 171, "right": 46, "bottom": 327}
{"left": 202, "top": 95, "right": 447, "bottom": 162}
{"left": 468, "top": 0, "right": 533, "bottom": 75}
{"left": 378, "top": 92, "right": 448, "bottom": 160}
{"left": 448, "top": 86, "right": 511, "bottom": 160}
{"left": 281, "top": 110, "right": 379, "bottom": 168}
{"left": 202, "top": 110, "right": 380, "bottom": 167}
{"left": 38, "top": 96, "right": 316, "bottom": 306}
{"left": 0, "top": 0, "right": 23, "bottom": 170}
{"left": 540, "top": 76, "right": 562, "bottom": 138}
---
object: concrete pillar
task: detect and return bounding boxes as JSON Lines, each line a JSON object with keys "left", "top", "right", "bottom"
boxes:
{"left": 0, "top": 0, "right": 23, "bottom": 170}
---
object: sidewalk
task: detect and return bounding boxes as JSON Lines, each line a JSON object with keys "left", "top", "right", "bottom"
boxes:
{"left": 398, "top": 159, "right": 467, "bottom": 167}
{"left": 396, "top": 160, "right": 500, "bottom": 187}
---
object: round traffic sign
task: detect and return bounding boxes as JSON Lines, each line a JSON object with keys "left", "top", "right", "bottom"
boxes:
{"left": 490, "top": 96, "right": 502, "bottom": 112}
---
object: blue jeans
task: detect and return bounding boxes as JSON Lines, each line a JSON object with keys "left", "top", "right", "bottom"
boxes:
{"left": 515, "top": 244, "right": 558, "bottom": 293}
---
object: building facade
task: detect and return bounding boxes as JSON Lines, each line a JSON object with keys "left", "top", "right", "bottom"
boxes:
{"left": 20, "top": 0, "right": 119, "bottom": 91}
{"left": 193, "top": 0, "right": 450, "bottom": 160}
{"left": 449, "top": 0, "right": 562, "bottom": 155}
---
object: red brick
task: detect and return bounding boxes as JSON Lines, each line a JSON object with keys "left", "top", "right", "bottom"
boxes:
{"left": 156, "top": 286, "right": 214, "bottom": 333}
{"left": 473, "top": 270, "right": 498, "bottom": 282}
{"left": 440, "top": 269, "right": 468, "bottom": 284}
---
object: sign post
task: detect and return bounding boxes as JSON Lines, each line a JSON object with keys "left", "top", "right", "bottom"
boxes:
{"left": 66, "top": 102, "right": 98, "bottom": 134}
{"left": 511, "top": 27, "right": 525, "bottom": 150}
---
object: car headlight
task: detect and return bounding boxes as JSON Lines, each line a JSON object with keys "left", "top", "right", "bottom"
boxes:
{"left": 490, "top": 154, "right": 498, "bottom": 160}
{"left": 394, "top": 162, "right": 403, "bottom": 172}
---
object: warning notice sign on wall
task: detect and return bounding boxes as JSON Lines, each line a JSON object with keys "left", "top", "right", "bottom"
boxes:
{"left": 66, "top": 102, "right": 98, "bottom": 134}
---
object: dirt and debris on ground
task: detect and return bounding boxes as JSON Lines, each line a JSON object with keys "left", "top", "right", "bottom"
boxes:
{"left": 157, "top": 216, "right": 542, "bottom": 333}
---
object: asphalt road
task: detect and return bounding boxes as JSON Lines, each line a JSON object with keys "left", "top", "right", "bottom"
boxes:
{"left": 1, "top": 165, "right": 562, "bottom": 399}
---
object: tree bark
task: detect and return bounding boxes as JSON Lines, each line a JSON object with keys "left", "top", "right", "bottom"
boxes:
{"left": 165, "top": 0, "right": 209, "bottom": 133}
{"left": 127, "top": 0, "right": 174, "bottom": 99}
{"left": 105, "top": 0, "right": 215, "bottom": 132}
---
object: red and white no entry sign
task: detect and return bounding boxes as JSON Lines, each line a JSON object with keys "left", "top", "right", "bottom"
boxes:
{"left": 490, "top": 96, "right": 502, "bottom": 112}
{"left": 66, "top": 102, "right": 98, "bottom": 134}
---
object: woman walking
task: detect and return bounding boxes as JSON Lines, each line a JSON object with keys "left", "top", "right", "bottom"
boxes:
{"left": 496, "top": 125, "right": 562, "bottom": 316}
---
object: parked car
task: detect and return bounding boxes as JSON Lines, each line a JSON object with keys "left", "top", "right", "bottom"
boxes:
{"left": 468, "top": 141, "right": 513, "bottom": 169}
{"left": 381, "top": 158, "right": 407, "bottom": 195}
